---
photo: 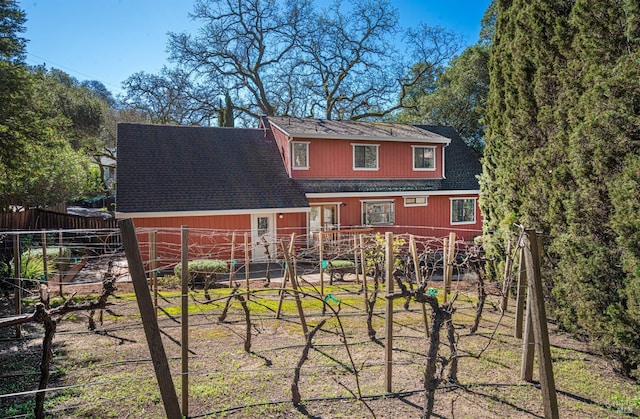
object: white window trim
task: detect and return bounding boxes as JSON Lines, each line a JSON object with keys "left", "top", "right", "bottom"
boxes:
{"left": 404, "top": 196, "right": 428, "bottom": 207}
{"left": 291, "top": 141, "right": 310, "bottom": 170}
{"left": 450, "top": 197, "right": 477, "bottom": 225}
{"left": 361, "top": 199, "right": 395, "bottom": 226}
{"left": 411, "top": 145, "right": 437, "bottom": 171}
{"left": 352, "top": 143, "right": 380, "bottom": 171}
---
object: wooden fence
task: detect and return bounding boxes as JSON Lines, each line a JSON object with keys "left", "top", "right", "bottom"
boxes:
{"left": 0, "top": 209, "right": 117, "bottom": 231}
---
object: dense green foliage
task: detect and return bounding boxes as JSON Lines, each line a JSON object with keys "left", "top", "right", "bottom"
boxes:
{"left": 395, "top": 2, "right": 495, "bottom": 153}
{"left": 397, "top": 45, "right": 489, "bottom": 153}
{"left": 0, "top": 1, "right": 123, "bottom": 209}
{"left": 482, "top": 0, "right": 640, "bottom": 378}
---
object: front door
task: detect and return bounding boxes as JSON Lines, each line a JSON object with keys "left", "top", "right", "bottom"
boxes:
{"left": 251, "top": 213, "right": 276, "bottom": 262}
{"left": 310, "top": 204, "right": 338, "bottom": 232}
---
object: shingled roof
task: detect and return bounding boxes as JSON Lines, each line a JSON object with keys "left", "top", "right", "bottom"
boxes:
{"left": 417, "top": 125, "right": 482, "bottom": 190}
{"left": 116, "top": 123, "right": 308, "bottom": 214}
{"left": 266, "top": 116, "right": 451, "bottom": 143}
{"left": 294, "top": 125, "right": 481, "bottom": 195}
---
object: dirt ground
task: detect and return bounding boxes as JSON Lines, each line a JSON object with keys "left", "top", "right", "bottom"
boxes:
{"left": 0, "top": 274, "right": 639, "bottom": 418}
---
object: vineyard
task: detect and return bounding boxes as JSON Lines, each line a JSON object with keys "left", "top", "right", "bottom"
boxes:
{"left": 0, "top": 225, "right": 638, "bottom": 418}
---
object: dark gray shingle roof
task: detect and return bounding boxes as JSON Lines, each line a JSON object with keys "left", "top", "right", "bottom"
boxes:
{"left": 416, "top": 125, "right": 482, "bottom": 191}
{"left": 267, "top": 116, "right": 450, "bottom": 142}
{"left": 116, "top": 123, "right": 308, "bottom": 213}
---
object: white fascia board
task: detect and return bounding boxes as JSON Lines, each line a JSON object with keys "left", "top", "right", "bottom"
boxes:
{"left": 268, "top": 121, "right": 293, "bottom": 140}
{"left": 268, "top": 119, "right": 451, "bottom": 144}
{"left": 115, "top": 207, "right": 310, "bottom": 219}
{"left": 306, "top": 190, "right": 480, "bottom": 199}
{"left": 287, "top": 133, "right": 451, "bottom": 144}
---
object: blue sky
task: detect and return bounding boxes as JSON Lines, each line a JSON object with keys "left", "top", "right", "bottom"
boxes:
{"left": 20, "top": 0, "right": 491, "bottom": 97}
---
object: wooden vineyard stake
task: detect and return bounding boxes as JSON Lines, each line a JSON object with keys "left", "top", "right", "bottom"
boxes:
{"left": 281, "top": 235, "right": 308, "bottom": 336}
{"left": 521, "top": 230, "right": 559, "bottom": 419}
{"left": 58, "top": 231, "right": 63, "bottom": 296}
{"left": 13, "top": 233, "right": 21, "bottom": 338}
{"left": 501, "top": 238, "right": 513, "bottom": 312}
{"left": 445, "top": 232, "right": 456, "bottom": 298}
{"left": 442, "top": 237, "right": 449, "bottom": 302}
{"left": 319, "top": 231, "right": 325, "bottom": 305}
{"left": 41, "top": 230, "right": 48, "bottom": 286}
{"left": 514, "top": 245, "right": 526, "bottom": 339}
{"left": 229, "top": 231, "right": 236, "bottom": 287}
{"left": 359, "top": 234, "right": 369, "bottom": 302}
{"left": 521, "top": 290, "right": 535, "bottom": 381}
{"left": 119, "top": 219, "right": 181, "bottom": 419}
{"left": 275, "top": 234, "right": 296, "bottom": 319}
{"left": 149, "top": 230, "right": 158, "bottom": 315}
{"left": 180, "top": 225, "right": 189, "bottom": 417}
{"left": 244, "top": 232, "right": 250, "bottom": 290}
{"left": 354, "top": 234, "right": 360, "bottom": 283}
{"left": 384, "top": 232, "right": 394, "bottom": 393}
{"left": 410, "top": 235, "right": 430, "bottom": 338}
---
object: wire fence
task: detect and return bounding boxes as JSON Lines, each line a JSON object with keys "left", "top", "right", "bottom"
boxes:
{"left": 1, "top": 225, "right": 626, "bottom": 418}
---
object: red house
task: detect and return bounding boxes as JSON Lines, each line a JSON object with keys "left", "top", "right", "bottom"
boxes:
{"left": 115, "top": 117, "right": 482, "bottom": 262}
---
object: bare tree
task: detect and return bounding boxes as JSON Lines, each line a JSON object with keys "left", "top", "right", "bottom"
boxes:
{"left": 121, "top": 66, "right": 215, "bottom": 125}
{"left": 167, "top": 0, "right": 313, "bottom": 119}
{"left": 133, "top": 0, "right": 463, "bottom": 124}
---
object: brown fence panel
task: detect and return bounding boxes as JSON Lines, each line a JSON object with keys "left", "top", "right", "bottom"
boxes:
{"left": 0, "top": 209, "right": 117, "bottom": 231}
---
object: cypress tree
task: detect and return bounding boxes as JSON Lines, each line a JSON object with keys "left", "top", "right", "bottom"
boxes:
{"left": 554, "top": 0, "right": 640, "bottom": 376}
{"left": 482, "top": 0, "right": 640, "bottom": 377}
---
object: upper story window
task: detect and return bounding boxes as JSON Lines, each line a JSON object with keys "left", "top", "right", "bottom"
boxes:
{"left": 353, "top": 144, "right": 379, "bottom": 170}
{"left": 292, "top": 141, "right": 309, "bottom": 169}
{"left": 413, "top": 146, "right": 436, "bottom": 171}
{"left": 450, "top": 198, "right": 476, "bottom": 224}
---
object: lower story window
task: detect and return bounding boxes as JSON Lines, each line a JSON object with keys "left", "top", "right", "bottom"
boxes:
{"left": 450, "top": 198, "right": 476, "bottom": 224}
{"left": 363, "top": 201, "right": 395, "bottom": 225}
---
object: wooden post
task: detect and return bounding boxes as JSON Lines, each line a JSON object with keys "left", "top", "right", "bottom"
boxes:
{"left": 13, "top": 233, "right": 21, "bottom": 338}
{"left": 520, "top": 291, "right": 535, "bottom": 381}
{"left": 514, "top": 245, "right": 526, "bottom": 339}
{"left": 58, "top": 231, "right": 63, "bottom": 296}
{"left": 275, "top": 235, "right": 296, "bottom": 319}
{"left": 442, "top": 237, "right": 449, "bottom": 302}
{"left": 384, "top": 231, "right": 394, "bottom": 393}
{"left": 409, "top": 236, "right": 430, "bottom": 338}
{"left": 353, "top": 234, "right": 360, "bottom": 283}
{"left": 181, "top": 225, "right": 189, "bottom": 417}
{"left": 319, "top": 231, "right": 324, "bottom": 301}
{"left": 445, "top": 232, "right": 456, "bottom": 297}
{"left": 359, "top": 234, "right": 369, "bottom": 302}
{"left": 118, "top": 219, "right": 181, "bottom": 419}
{"left": 501, "top": 239, "right": 513, "bottom": 312}
{"left": 229, "top": 232, "right": 236, "bottom": 287}
{"left": 41, "top": 230, "right": 48, "bottom": 284}
{"left": 523, "top": 230, "right": 559, "bottom": 419}
{"left": 244, "top": 232, "right": 250, "bottom": 290}
{"left": 281, "top": 235, "right": 308, "bottom": 336}
{"left": 149, "top": 230, "right": 158, "bottom": 315}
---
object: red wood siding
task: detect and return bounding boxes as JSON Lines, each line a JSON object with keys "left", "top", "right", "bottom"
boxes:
{"left": 290, "top": 138, "right": 444, "bottom": 179}
{"left": 308, "top": 194, "right": 482, "bottom": 242}
{"left": 127, "top": 212, "right": 310, "bottom": 270}
{"left": 271, "top": 126, "right": 291, "bottom": 176}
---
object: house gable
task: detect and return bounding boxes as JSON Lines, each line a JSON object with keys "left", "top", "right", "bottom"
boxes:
{"left": 265, "top": 116, "right": 452, "bottom": 180}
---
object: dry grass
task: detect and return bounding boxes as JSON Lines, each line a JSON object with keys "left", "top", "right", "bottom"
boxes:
{"left": 0, "top": 278, "right": 638, "bottom": 418}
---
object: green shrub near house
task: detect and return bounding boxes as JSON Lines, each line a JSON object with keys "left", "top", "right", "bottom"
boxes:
{"left": 9, "top": 247, "right": 70, "bottom": 284}
{"left": 174, "top": 259, "right": 228, "bottom": 284}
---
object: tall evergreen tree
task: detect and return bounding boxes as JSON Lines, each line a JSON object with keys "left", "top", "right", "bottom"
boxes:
{"left": 482, "top": 0, "right": 640, "bottom": 377}
{"left": 0, "top": 2, "right": 91, "bottom": 210}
